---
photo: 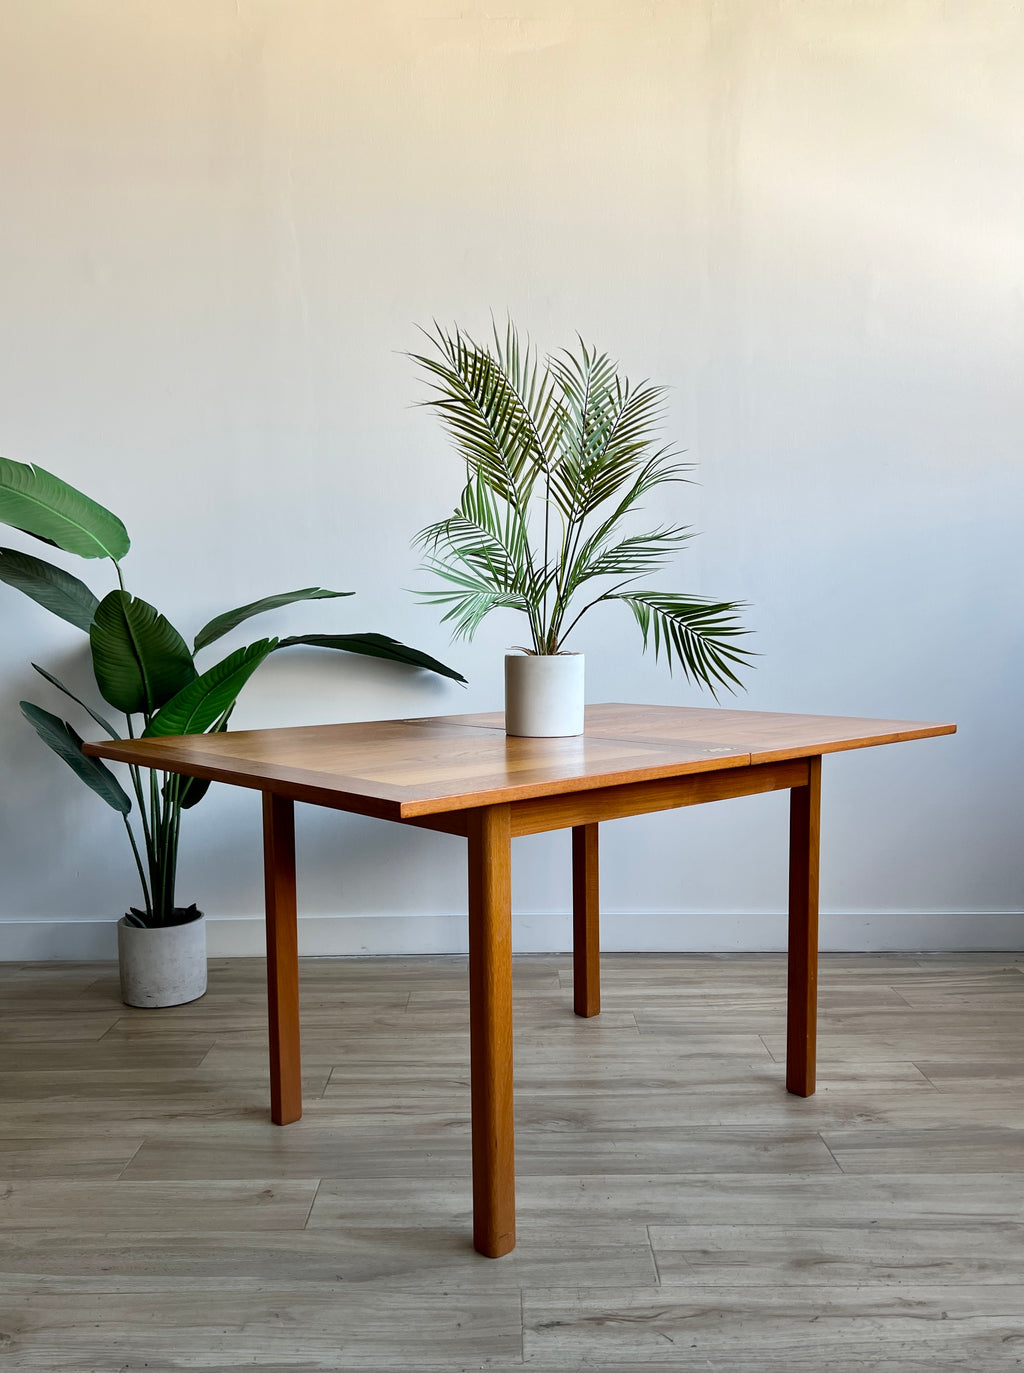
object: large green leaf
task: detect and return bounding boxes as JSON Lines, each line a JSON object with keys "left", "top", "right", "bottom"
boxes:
{"left": 193, "top": 587, "right": 354, "bottom": 652}
{"left": 144, "top": 640, "right": 277, "bottom": 738}
{"left": 0, "top": 458, "right": 130, "bottom": 561}
{"left": 31, "top": 663, "right": 121, "bottom": 739}
{"left": 0, "top": 546, "right": 100, "bottom": 630}
{"left": 169, "top": 711, "right": 234, "bottom": 808}
{"left": 277, "top": 632, "right": 466, "bottom": 683}
{"left": 177, "top": 774, "right": 212, "bottom": 810}
{"left": 20, "top": 701, "right": 131, "bottom": 814}
{"left": 90, "top": 591, "right": 197, "bottom": 716}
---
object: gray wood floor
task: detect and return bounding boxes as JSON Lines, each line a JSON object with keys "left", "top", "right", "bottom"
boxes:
{"left": 2, "top": 950, "right": 1024, "bottom": 1370}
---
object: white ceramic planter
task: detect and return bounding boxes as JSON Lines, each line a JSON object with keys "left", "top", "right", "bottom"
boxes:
{"left": 504, "top": 652, "right": 585, "bottom": 737}
{"left": 117, "top": 909, "right": 207, "bottom": 1008}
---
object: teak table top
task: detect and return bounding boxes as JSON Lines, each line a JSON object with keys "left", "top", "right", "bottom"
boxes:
{"left": 85, "top": 703, "right": 955, "bottom": 819}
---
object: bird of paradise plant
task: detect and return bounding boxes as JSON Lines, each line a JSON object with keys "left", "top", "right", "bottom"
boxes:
{"left": 0, "top": 458, "right": 464, "bottom": 927}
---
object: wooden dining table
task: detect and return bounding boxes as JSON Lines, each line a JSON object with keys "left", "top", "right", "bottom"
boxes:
{"left": 85, "top": 702, "right": 955, "bottom": 1257}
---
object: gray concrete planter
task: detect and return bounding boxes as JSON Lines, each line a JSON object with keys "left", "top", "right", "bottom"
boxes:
{"left": 117, "top": 909, "right": 207, "bottom": 1008}
{"left": 504, "top": 652, "right": 585, "bottom": 737}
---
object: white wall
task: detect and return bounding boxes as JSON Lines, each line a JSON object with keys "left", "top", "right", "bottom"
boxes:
{"left": 0, "top": 1, "right": 1019, "bottom": 958}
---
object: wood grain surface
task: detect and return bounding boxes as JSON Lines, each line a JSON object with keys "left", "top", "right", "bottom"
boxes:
{"left": 83, "top": 704, "right": 955, "bottom": 819}
{"left": 467, "top": 804, "right": 516, "bottom": 1257}
{"left": 786, "top": 756, "right": 821, "bottom": 1096}
{"left": 572, "top": 824, "right": 600, "bottom": 1018}
{"left": 262, "top": 793, "right": 301, "bottom": 1125}
{"left": 424, "top": 702, "right": 958, "bottom": 760}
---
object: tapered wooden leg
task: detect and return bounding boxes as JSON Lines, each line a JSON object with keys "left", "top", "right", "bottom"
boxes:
{"left": 263, "top": 792, "right": 302, "bottom": 1125}
{"left": 467, "top": 803, "right": 515, "bottom": 1258}
{"left": 787, "top": 756, "right": 821, "bottom": 1097}
{"left": 572, "top": 824, "right": 600, "bottom": 1018}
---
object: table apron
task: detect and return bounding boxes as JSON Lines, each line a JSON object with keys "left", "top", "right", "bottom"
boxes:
{"left": 400, "top": 757, "right": 811, "bottom": 838}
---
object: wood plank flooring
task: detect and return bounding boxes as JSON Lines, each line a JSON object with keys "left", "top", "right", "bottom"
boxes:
{"left": 1, "top": 951, "right": 1023, "bottom": 1369}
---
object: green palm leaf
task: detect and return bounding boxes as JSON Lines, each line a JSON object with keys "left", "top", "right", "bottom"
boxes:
{"left": 415, "top": 475, "right": 538, "bottom": 603}
{"left": 565, "top": 525, "right": 693, "bottom": 591}
{"left": 549, "top": 370, "right": 677, "bottom": 521}
{"left": 277, "top": 632, "right": 466, "bottom": 683}
{"left": 489, "top": 317, "right": 565, "bottom": 471}
{"left": 193, "top": 587, "right": 355, "bottom": 652}
{"left": 20, "top": 702, "right": 131, "bottom": 813}
{"left": 0, "top": 458, "right": 130, "bottom": 561}
{"left": 417, "top": 557, "right": 534, "bottom": 638}
{"left": 616, "top": 591, "right": 754, "bottom": 696}
{"left": 90, "top": 591, "right": 197, "bottom": 716}
{"left": 545, "top": 342, "right": 620, "bottom": 514}
{"left": 412, "top": 320, "right": 753, "bottom": 677}
{"left": 0, "top": 546, "right": 100, "bottom": 630}
{"left": 560, "top": 449, "right": 690, "bottom": 589}
{"left": 145, "top": 641, "right": 277, "bottom": 738}
{"left": 409, "top": 322, "right": 553, "bottom": 508}
{"left": 417, "top": 576, "right": 533, "bottom": 641}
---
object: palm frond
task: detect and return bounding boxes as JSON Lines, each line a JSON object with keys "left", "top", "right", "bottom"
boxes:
{"left": 565, "top": 525, "right": 693, "bottom": 591}
{"left": 545, "top": 344, "right": 620, "bottom": 518}
{"left": 566, "top": 446, "right": 692, "bottom": 574}
{"left": 416, "top": 572, "right": 533, "bottom": 641}
{"left": 579, "top": 383, "right": 676, "bottom": 511}
{"left": 547, "top": 362, "right": 677, "bottom": 522}
{"left": 614, "top": 591, "right": 754, "bottom": 697}
{"left": 409, "top": 323, "right": 556, "bottom": 512}
{"left": 414, "top": 474, "right": 540, "bottom": 602}
{"left": 490, "top": 317, "right": 564, "bottom": 466}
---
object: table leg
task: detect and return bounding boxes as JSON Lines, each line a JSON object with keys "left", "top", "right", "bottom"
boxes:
{"left": 467, "top": 803, "right": 515, "bottom": 1258}
{"left": 787, "top": 756, "right": 821, "bottom": 1097}
{"left": 263, "top": 792, "right": 302, "bottom": 1125}
{"left": 572, "top": 823, "right": 600, "bottom": 1017}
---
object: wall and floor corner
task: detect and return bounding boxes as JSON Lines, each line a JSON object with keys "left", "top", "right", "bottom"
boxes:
{"left": 0, "top": 2, "right": 1020, "bottom": 961}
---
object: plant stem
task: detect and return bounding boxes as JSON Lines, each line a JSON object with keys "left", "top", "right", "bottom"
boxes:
{"left": 110, "top": 566, "right": 158, "bottom": 917}
{"left": 167, "top": 775, "right": 181, "bottom": 914}
{"left": 556, "top": 577, "right": 641, "bottom": 648}
{"left": 541, "top": 470, "right": 550, "bottom": 646}
{"left": 160, "top": 772, "right": 180, "bottom": 918}
{"left": 126, "top": 761, "right": 153, "bottom": 860}
{"left": 122, "top": 714, "right": 155, "bottom": 919}
{"left": 121, "top": 814, "right": 153, "bottom": 914}
{"left": 149, "top": 767, "right": 164, "bottom": 921}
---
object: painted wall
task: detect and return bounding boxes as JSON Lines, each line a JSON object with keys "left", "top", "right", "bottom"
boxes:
{"left": 0, "top": 1, "right": 1019, "bottom": 957}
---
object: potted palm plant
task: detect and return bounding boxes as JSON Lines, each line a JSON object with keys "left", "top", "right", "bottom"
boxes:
{"left": 0, "top": 457, "right": 464, "bottom": 1006}
{"left": 410, "top": 321, "right": 753, "bottom": 734}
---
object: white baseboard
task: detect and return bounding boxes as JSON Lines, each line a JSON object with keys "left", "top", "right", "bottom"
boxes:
{"left": 1, "top": 911, "right": 1022, "bottom": 961}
